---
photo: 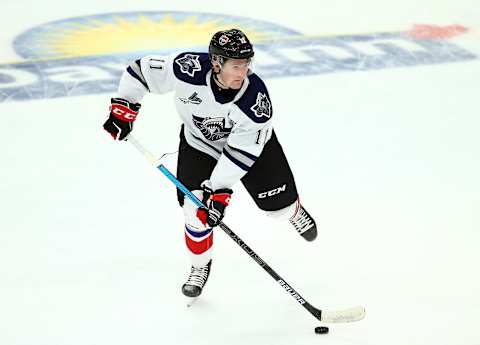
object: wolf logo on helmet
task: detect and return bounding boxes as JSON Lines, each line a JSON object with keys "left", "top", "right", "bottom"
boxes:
{"left": 218, "top": 34, "right": 230, "bottom": 46}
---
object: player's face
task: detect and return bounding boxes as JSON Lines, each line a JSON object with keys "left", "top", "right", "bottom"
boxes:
{"left": 218, "top": 58, "right": 251, "bottom": 89}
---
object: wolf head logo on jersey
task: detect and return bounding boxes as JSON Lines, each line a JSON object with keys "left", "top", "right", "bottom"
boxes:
{"left": 175, "top": 54, "right": 202, "bottom": 77}
{"left": 250, "top": 92, "right": 272, "bottom": 119}
{"left": 192, "top": 115, "right": 232, "bottom": 141}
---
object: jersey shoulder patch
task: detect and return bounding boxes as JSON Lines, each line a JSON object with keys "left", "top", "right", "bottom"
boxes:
{"left": 235, "top": 74, "right": 272, "bottom": 123}
{"left": 173, "top": 52, "right": 210, "bottom": 86}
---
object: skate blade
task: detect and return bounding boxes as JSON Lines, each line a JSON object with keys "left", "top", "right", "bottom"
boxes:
{"left": 185, "top": 296, "right": 198, "bottom": 307}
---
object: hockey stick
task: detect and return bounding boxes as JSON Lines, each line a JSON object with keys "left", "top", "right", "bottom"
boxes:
{"left": 127, "top": 134, "right": 365, "bottom": 323}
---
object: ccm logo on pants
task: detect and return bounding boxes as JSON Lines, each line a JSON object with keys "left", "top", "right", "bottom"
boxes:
{"left": 258, "top": 184, "right": 286, "bottom": 199}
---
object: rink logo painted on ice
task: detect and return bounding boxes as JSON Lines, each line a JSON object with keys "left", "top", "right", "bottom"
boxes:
{"left": 11, "top": 11, "right": 298, "bottom": 60}
{"left": 1, "top": 11, "right": 298, "bottom": 102}
{"left": 0, "top": 16, "right": 477, "bottom": 102}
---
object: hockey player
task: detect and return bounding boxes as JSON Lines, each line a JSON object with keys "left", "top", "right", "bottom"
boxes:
{"left": 103, "top": 29, "right": 317, "bottom": 302}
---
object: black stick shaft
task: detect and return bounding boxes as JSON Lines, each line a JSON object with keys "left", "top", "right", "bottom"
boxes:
{"left": 218, "top": 222, "right": 322, "bottom": 320}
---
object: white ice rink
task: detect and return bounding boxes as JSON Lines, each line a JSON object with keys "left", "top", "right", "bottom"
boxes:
{"left": 1, "top": 1, "right": 479, "bottom": 344}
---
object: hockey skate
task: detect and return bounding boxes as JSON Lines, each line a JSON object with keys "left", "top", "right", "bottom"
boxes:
{"left": 182, "top": 260, "right": 212, "bottom": 306}
{"left": 289, "top": 205, "right": 317, "bottom": 241}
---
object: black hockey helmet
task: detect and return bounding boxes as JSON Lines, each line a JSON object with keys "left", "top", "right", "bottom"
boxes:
{"left": 209, "top": 28, "right": 254, "bottom": 64}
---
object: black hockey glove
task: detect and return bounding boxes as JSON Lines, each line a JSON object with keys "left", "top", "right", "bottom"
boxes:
{"left": 103, "top": 98, "right": 141, "bottom": 140}
{"left": 196, "top": 180, "right": 233, "bottom": 227}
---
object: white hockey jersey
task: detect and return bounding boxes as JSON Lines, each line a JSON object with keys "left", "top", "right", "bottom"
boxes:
{"left": 117, "top": 52, "right": 273, "bottom": 190}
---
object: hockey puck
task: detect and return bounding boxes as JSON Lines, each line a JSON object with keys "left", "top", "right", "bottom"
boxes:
{"left": 314, "top": 326, "right": 329, "bottom": 334}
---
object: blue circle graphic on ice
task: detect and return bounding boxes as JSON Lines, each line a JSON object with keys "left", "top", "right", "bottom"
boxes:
{"left": 1, "top": 17, "right": 476, "bottom": 103}
{"left": 13, "top": 11, "right": 301, "bottom": 59}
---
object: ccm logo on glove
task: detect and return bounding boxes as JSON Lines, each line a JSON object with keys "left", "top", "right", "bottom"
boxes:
{"left": 111, "top": 103, "right": 138, "bottom": 121}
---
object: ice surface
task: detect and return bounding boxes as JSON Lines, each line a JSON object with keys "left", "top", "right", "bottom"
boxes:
{"left": 1, "top": 1, "right": 479, "bottom": 344}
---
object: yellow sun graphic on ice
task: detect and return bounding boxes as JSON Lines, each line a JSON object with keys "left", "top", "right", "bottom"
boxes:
{"left": 28, "top": 14, "right": 281, "bottom": 59}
